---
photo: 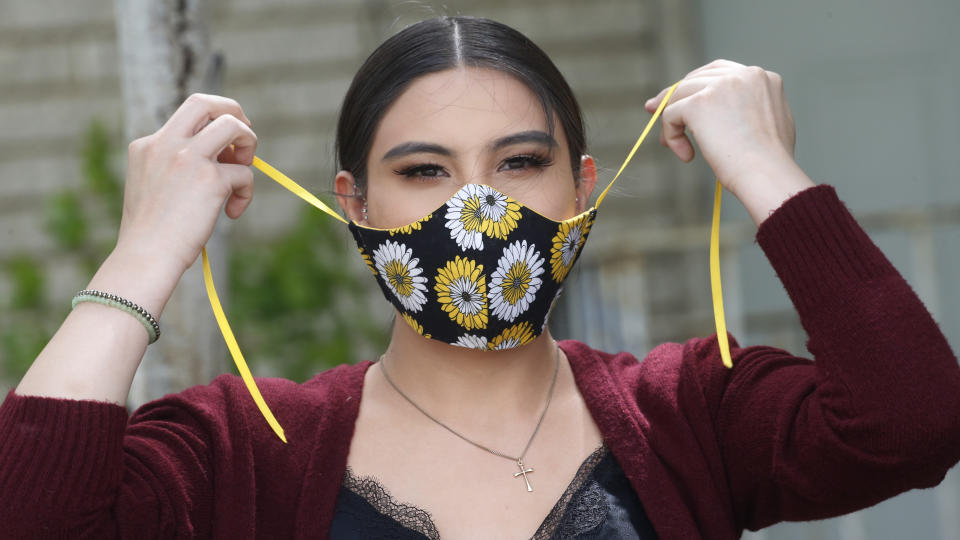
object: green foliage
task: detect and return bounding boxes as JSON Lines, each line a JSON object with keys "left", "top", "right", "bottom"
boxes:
{"left": 81, "top": 120, "right": 123, "bottom": 220}
{"left": 0, "top": 122, "right": 117, "bottom": 381}
{"left": 5, "top": 256, "right": 45, "bottom": 310}
{"left": 45, "top": 191, "right": 88, "bottom": 250}
{"left": 228, "top": 205, "right": 387, "bottom": 382}
{"left": 1, "top": 315, "right": 52, "bottom": 381}
{"left": 1, "top": 253, "right": 58, "bottom": 381}
{"left": 1, "top": 119, "right": 383, "bottom": 385}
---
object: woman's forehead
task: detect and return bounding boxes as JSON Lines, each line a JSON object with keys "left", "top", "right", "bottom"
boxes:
{"left": 370, "top": 67, "right": 564, "bottom": 155}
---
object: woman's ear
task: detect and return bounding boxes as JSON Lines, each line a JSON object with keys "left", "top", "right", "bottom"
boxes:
{"left": 576, "top": 155, "right": 598, "bottom": 213}
{"left": 334, "top": 170, "right": 365, "bottom": 223}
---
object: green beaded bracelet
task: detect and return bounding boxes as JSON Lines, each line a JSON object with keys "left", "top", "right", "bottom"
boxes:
{"left": 72, "top": 289, "right": 161, "bottom": 344}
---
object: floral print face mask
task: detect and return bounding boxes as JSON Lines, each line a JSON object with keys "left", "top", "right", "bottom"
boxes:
{"left": 200, "top": 81, "right": 741, "bottom": 444}
{"left": 347, "top": 183, "right": 596, "bottom": 351}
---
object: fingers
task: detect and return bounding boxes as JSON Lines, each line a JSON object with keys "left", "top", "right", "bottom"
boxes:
{"left": 658, "top": 94, "right": 697, "bottom": 162}
{"left": 164, "top": 93, "right": 251, "bottom": 137}
{"left": 644, "top": 59, "right": 744, "bottom": 112}
{"left": 645, "top": 77, "right": 710, "bottom": 161}
{"left": 683, "top": 58, "right": 744, "bottom": 79}
{"left": 190, "top": 114, "right": 258, "bottom": 164}
{"left": 167, "top": 95, "right": 257, "bottom": 217}
{"left": 219, "top": 163, "right": 255, "bottom": 219}
{"left": 643, "top": 59, "right": 759, "bottom": 160}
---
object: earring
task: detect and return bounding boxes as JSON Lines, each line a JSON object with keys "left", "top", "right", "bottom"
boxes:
{"left": 353, "top": 183, "right": 369, "bottom": 223}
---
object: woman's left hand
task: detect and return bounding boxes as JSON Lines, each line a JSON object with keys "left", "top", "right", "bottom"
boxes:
{"left": 645, "top": 59, "right": 816, "bottom": 225}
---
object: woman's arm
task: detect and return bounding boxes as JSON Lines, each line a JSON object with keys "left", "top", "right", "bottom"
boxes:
{"left": 643, "top": 58, "right": 815, "bottom": 227}
{"left": 0, "top": 387, "right": 220, "bottom": 538}
{"left": 14, "top": 94, "right": 256, "bottom": 405}
{"left": 1, "top": 93, "right": 258, "bottom": 537}
{"left": 15, "top": 245, "right": 181, "bottom": 404}
{"left": 696, "top": 184, "right": 960, "bottom": 530}
{"left": 647, "top": 60, "right": 960, "bottom": 530}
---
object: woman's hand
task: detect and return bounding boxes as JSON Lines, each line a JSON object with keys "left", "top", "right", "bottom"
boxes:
{"left": 116, "top": 93, "right": 257, "bottom": 277}
{"left": 645, "top": 59, "right": 815, "bottom": 226}
{"left": 16, "top": 94, "right": 257, "bottom": 403}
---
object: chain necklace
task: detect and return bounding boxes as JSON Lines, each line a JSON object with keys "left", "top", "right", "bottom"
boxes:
{"left": 378, "top": 343, "right": 560, "bottom": 492}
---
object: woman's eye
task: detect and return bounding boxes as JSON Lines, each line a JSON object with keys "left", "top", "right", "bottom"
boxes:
{"left": 394, "top": 164, "right": 448, "bottom": 179}
{"left": 498, "top": 154, "right": 551, "bottom": 172}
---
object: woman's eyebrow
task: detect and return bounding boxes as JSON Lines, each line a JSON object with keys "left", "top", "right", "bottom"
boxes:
{"left": 380, "top": 130, "right": 556, "bottom": 161}
{"left": 490, "top": 130, "right": 557, "bottom": 151}
{"left": 381, "top": 142, "right": 453, "bottom": 161}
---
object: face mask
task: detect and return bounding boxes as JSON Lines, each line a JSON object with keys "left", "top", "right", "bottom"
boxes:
{"left": 200, "top": 80, "right": 732, "bottom": 443}
{"left": 346, "top": 184, "right": 595, "bottom": 351}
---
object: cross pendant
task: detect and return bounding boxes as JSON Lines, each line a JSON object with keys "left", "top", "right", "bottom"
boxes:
{"left": 513, "top": 458, "right": 534, "bottom": 492}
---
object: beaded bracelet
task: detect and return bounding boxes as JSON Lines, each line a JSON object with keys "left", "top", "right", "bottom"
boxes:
{"left": 72, "top": 289, "right": 161, "bottom": 344}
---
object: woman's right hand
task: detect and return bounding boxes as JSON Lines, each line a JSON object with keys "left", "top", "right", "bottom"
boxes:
{"left": 116, "top": 93, "right": 257, "bottom": 278}
{"left": 14, "top": 94, "right": 257, "bottom": 403}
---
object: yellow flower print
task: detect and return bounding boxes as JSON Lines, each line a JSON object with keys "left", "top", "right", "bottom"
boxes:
{"left": 444, "top": 185, "right": 521, "bottom": 249}
{"left": 550, "top": 214, "right": 593, "bottom": 283}
{"left": 358, "top": 247, "right": 378, "bottom": 277}
{"left": 401, "top": 312, "right": 431, "bottom": 339}
{"left": 388, "top": 213, "right": 433, "bottom": 236}
{"left": 489, "top": 321, "right": 536, "bottom": 350}
{"left": 475, "top": 186, "right": 521, "bottom": 240}
{"left": 434, "top": 256, "right": 488, "bottom": 330}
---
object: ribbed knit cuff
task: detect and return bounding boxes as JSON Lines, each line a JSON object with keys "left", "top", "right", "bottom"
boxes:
{"left": 0, "top": 389, "right": 128, "bottom": 512}
{"left": 755, "top": 184, "right": 898, "bottom": 317}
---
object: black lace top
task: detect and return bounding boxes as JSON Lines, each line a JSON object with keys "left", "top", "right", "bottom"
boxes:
{"left": 330, "top": 445, "right": 659, "bottom": 539}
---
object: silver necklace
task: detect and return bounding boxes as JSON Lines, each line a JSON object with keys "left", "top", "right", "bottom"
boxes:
{"left": 378, "top": 343, "right": 560, "bottom": 493}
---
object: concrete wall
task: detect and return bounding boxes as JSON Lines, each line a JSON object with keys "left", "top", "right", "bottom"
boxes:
{"left": 0, "top": 0, "right": 706, "bottom": 361}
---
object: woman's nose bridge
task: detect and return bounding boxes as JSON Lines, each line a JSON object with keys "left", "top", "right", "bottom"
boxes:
{"left": 452, "top": 149, "right": 495, "bottom": 187}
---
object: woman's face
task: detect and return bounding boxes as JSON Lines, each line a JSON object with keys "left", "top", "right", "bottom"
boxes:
{"left": 337, "top": 67, "right": 596, "bottom": 228}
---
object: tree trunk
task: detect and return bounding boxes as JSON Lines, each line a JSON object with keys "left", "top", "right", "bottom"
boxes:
{"left": 113, "top": 0, "right": 227, "bottom": 409}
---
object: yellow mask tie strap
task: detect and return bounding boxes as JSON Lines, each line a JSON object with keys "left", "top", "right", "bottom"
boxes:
{"left": 202, "top": 247, "right": 287, "bottom": 443}
{"left": 592, "top": 79, "right": 732, "bottom": 367}
{"left": 595, "top": 81, "right": 680, "bottom": 207}
{"left": 251, "top": 156, "right": 349, "bottom": 224}
{"left": 200, "top": 157, "right": 349, "bottom": 443}
{"left": 710, "top": 182, "right": 733, "bottom": 368}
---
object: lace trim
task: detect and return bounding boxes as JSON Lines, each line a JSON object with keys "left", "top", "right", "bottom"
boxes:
{"left": 532, "top": 445, "right": 609, "bottom": 539}
{"left": 342, "top": 445, "right": 609, "bottom": 540}
{"left": 342, "top": 466, "right": 441, "bottom": 540}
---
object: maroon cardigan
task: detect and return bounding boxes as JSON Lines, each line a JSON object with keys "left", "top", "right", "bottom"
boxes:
{"left": 1, "top": 185, "right": 958, "bottom": 539}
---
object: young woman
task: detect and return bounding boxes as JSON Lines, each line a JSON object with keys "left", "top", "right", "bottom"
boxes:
{"left": 3, "top": 16, "right": 958, "bottom": 540}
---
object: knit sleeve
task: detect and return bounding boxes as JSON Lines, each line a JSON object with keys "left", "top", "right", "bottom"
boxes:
{"left": 692, "top": 185, "right": 960, "bottom": 532}
{"left": 0, "top": 382, "right": 225, "bottom": 538}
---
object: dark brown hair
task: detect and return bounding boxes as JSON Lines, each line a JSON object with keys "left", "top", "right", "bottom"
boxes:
{"left": 335, "top": 16, "right": 587, "bottom": 193}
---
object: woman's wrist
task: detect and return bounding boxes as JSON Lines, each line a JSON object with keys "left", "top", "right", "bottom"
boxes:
{"left": 86, "top": 244, "right": 185, "bottom": 319}
{"left": 729, "top": 153, "right": 817, "bottom": 228}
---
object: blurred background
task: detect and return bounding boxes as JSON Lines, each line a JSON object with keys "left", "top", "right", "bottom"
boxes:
{"left": 0, "top": 0, "right": 957, "bottom": 538}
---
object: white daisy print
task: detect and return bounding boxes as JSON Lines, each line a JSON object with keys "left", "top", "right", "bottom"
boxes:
{"left": 445, "top": 185, "right": 486, "bottom": 250}
{"left": 550, "top": 214, "right": 593, "bottom": 283}
{"left": 475, "top": 185, "right": 521, "bottom": 240}
{"left": 453, "top": 334, "right": 489, "bottom": 350}
{"left": 444, "top": 185, "right": 523, "bottom": 250}
{"left": 489, "top": 240, "right": 545, "bottom": 322}
{"left": 372, "top": 240, "right": 428, "bottom": 312}
{"left": 489, "top": 322, "right": 536, "bottom": 350}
